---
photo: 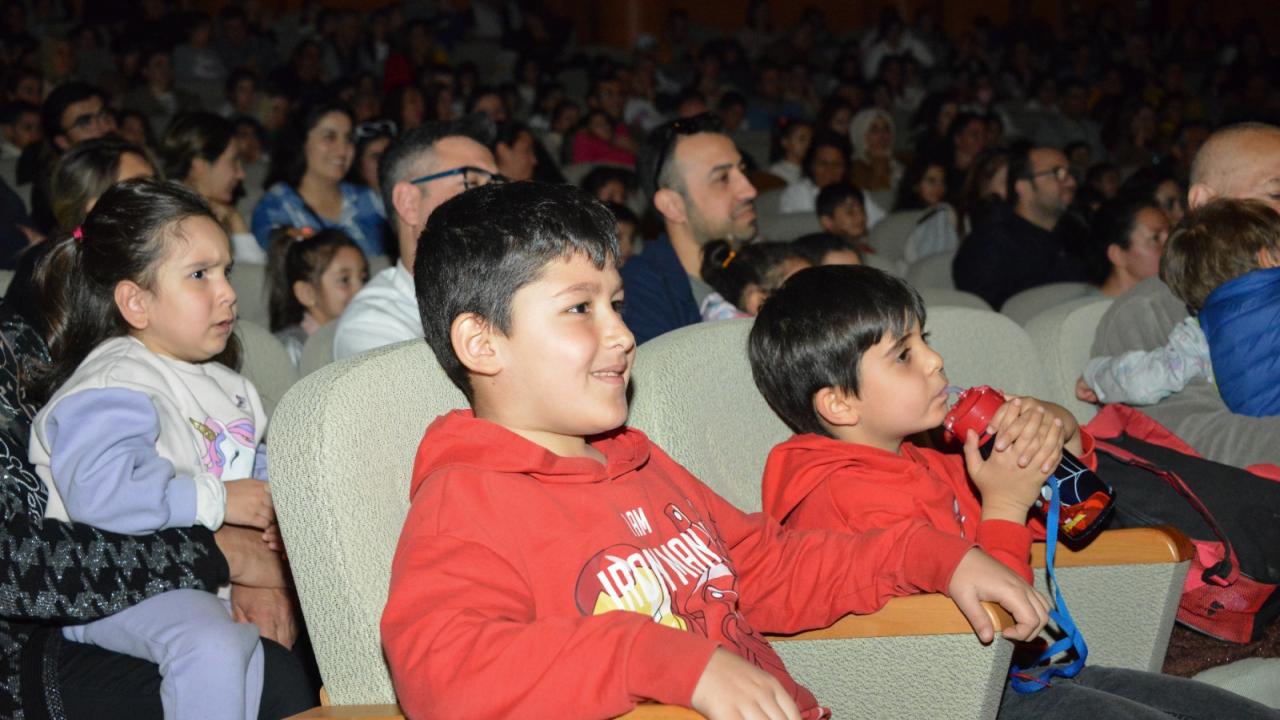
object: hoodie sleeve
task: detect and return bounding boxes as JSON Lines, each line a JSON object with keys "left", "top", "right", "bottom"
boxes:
{"left": 42, "top": 388, "right": 226, "bottom": 533}
{"left": 381, "top": 479, "right": 719, "bottom": 720}
{"left": 670, "top": 460, "right": 975, "bottom": 634}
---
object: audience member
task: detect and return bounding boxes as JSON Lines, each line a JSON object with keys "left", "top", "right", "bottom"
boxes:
{"left": 815, "top": 183, "right": 871, "bottom": 252}
{"left": 699, "top": 239, "right": 809, "bottom": 319}
{"left": 603, "top": 201, "right": 638, "bottom": 262}
{"left": 267, "top": 226, "right": 368, "bottom": 366}
{"left": 333, "top": 115, "right": 498, "bottom": 360}
{"left": 1085, "top": 196, "right": 1170, "bottom": 298}
{"left": 622, "top": 113, "right": 758, "bottom": 344}
{"left": 490, "top": 121, "right": 538, "bottom": 182}
{"left": 1091, "top": 122, "right": 1280, "bottom": 467}
{"left": 251, "top": 100, "right": 387, "bottom": 258}
{"left": 124, "top": 47, "right": 201, "bottom": 140}
{"left": 28, "top": 82, "right": 113, "bottom": 233}
{"left": 954, "top": 144, "right": 1090, "bottom": 309}
{"left": 778, "top": 130, "right": 850, "bottom": 214}
{"left": 160, "top": 112, "right": 259, "bottom": 262}
{"left": 792, "top": 231, "right": 863, "bottom": 266}
{"left": 347, "top": 120, "right": 395, "bottom": 199}
{"left": 848, "top": 107, "right": 899, "bottom": 219}
{"left": 766, "top": 118, "right": 811, "bottom": 184}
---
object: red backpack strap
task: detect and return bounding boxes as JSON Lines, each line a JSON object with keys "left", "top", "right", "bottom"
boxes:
{"left": 1092, "top": 438, "right": 1240, "bottom": 587}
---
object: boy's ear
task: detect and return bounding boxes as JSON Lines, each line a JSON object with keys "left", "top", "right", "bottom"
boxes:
{"left": 292, "top": 280, "right": 318, "bottom": 310}
{"left": 450, "top": 312, "right": 501, "bottom": 377}
{"left": 1258, "top": 248, "right": 1280, "bottom": 270}
{"left": 653, "top": 187, "right": 688, "bottom": 225}
{"left": 1186, "top": 183, "right": 1217, "bottom": 210}
{"left": 114, "top": 280, "right": 151, "bottom": 331}
{"left": 813, "top": 386, "right": 859, "bottom": 429}
{"left": 818, "top": 214, "right": 836, "bottom": 233}
{"left": 391, "top": 180, "right": 422, "bottom": 229}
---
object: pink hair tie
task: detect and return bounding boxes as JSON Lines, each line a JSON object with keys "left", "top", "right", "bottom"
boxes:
{"left": 72, "top": 226, "right": 83, "bottom": 242}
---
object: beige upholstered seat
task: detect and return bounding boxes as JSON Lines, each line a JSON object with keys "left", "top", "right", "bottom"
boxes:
{"left": 1024, "top": 296, "right": 1115, "bottom": 423}
{"left": 233, "top": 319, "right": 298, "bottom": 420}
{"left": 905, "top": 249, "right": 957, "bottom": 290}
{"left": 299, "top": 321, "right": 339, "bottom": 377}
{"left": 1002, "top": 282, "right": 1102, "bottom": 327}
{"left": 757, "top": 210, "right": 822, "bottom": 243}
{"left": 917, "top": 286, "right": 993, "bottom": 311}
{"left": 231, "top": 261, "right": 270, "bottom": 328}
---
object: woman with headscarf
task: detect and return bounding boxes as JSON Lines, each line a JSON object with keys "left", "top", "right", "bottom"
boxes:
{"left": 848, "top": 107, "right": 901, "bottom": 224}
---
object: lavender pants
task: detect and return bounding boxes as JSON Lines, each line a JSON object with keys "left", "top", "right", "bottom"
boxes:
{"left": 62, "top": 589, "right": 263, "bottom": 720}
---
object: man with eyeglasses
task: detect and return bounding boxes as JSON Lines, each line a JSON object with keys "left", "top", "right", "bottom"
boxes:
{"left": 26, "top": 83, "right": 115, "bottom": 233}
{"left": 621, "top": 113, "right": 758, "bottom": 344}
{"left": 954, "top": 144, "right": 1089, "bottom": 310}
{"left": 334, "top": 116, "right": 502, "bottom": 360}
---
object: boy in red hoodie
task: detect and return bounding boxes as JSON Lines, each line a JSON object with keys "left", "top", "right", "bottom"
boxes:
{"left": 380, "top": 182, "right": 1052, "bottom": 720}
{"left": 747, "top": 264, "right": 1279, "bottom": 719}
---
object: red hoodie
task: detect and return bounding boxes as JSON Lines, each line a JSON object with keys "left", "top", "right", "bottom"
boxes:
{"left": 761, "top": 433, "right": 1097, "bottom": 584}
{"left": 381, "top": 411, "right": 977, "bottom": 719}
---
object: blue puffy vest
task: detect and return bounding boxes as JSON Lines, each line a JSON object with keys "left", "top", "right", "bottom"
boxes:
{"left": 1198, "top": 266, "right": 1280, "bottom": 417}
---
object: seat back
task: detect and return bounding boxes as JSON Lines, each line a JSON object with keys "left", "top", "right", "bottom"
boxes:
{"left": 758, "top": 211, "right": 822, "bottom": 243}
{"left": 231, "top": 262, "right": 270, "bottom": 328}
{"left": 905, "top": 250, "right": 956, "bottom": 290}
{"left": 916, "top": 287, "right": 992, "bottom": 312}
{"left": 868, "top": 209, "right": 926, "bottom": 263}
{"left": 925, "top": 307, "right": 1052, "bottom": 398}
{"left": 0, "top": 269, "right": 13, "bottom": 295}
{"left": 755, "top": 187, "right": 784, "bottom": 217}
{"left": 1024, "top": 296, "right": 1114, "bottom": 422}
{"left": 270, "top": 340, "right": 465, "bottom": 704}
{"left": 299, "top": 321, "right": 339, "bottom": 377}
{"left": 234, "top": 319, "right": 298, "bottom": 419}
{"left": 731, "top": 129, "right": 772, "bottom": 168}
{"left": 1001, "top": 282, "right": 1101, "bottom": 327}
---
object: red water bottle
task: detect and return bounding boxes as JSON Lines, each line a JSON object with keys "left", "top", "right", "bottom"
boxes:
{"left": 942, "top": 386, "right": 1115, "bottom": 542}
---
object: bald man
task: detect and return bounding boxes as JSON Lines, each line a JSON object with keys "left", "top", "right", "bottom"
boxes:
{"left": 1089, "top": 122, "right": 1280, "bottom": 467}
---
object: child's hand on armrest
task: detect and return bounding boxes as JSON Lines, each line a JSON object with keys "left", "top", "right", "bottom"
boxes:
{"left": 963, "top": 398, "right": 1064, "bottom": 524}
{"left": 948, "top": 548, "right": 1050, "bottom": 644}
{"left": 224, "top": 479, "right": 275, "bottom": 529}
{"left": 692, "top": 648, "right": 802, "bottom": 720}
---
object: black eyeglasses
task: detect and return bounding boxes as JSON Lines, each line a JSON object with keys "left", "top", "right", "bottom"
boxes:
{"left": 1030, "top": 165, "right": 1071, "bottom": 183}
{"left": 409, "top": 166, "right": 508, "bottom": 190}
{"left": 355, "top": 120, "right": 397, "bottom": 143}
{"left": 648, "top": 113, "right": 724, "bottom": 193}
{"left": 66, "top": 109, "right": 111, "bottom": 133}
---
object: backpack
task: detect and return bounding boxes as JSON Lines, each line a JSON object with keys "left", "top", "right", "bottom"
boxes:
{"left": 1084, "top": 404, "right": 1280, "bottom": 643}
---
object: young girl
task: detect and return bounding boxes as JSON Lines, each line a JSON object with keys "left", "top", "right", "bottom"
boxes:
{"left": 699, "top": 239, "right": 811, "bottom": 320}
{"left": 27, "top": 180, "right": 278, "bottom": 720}
{"left": 266, "top": 226, "right": 369, "bottom": 366}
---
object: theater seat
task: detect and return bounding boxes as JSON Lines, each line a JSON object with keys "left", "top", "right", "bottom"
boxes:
{"left": 234, "top": 319, "right": 298, "bottom": 420}
{"left": 231, "top": 261, "right": 270, "bottom": 328}
{"left": 1024, "top": 296, "right": 1115, "bottom": 423}
{"left": 905, "top": 249, "right": 957, "bottom": 290}
{"left": 1001, "top": 282, "right": 1102, "bottom": 327}
{"left": 916, "top": 287, "right": 993, "bottom": 311}
{"left": 757, "top": 210, "right": 822, "bottom": 243}
{"left": 299, "top": 320, "right": 339, "bottom": 377}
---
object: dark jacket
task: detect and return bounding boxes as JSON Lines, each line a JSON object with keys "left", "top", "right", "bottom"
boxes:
{"left": 953, "top": 205, "right": 1090, "bottom": 310}
{"left": 619, "top": 237, "right": 702, "bottom": 345}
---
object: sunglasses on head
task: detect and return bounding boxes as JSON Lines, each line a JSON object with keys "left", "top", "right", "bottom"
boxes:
{"left": 649, "top": 112, "right": 724, "bottom": 193}
{"left": 355, "top": 120, "right": 397, "bottom": 143}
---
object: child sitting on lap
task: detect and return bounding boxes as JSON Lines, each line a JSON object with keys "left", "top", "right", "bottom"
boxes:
{"left": 1077, "top": 199, "right": 1280, "bottom": 416}
{"left": 380, "top": 182, "right": 1051, "bottom": 720}
{"left": 749, "top": 263, "right": 1278, "bottom": 719}
{"left": 266, "top": 225, "right": 369, "bottom": 366}
{"left": 28, "top": 181, "right": 280, "bottom": 720}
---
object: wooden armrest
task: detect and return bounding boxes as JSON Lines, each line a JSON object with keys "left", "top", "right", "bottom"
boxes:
{"left": 289, "top": 703, "right": 703, "bottom": 719}
{"left": 767, "top": 593, "right": 1012, "bottom": 641}
{"left": 1031, "top": 526, "right": 1192, "bottom": 568}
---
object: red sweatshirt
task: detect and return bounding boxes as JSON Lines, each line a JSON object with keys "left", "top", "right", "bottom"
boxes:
{"left": 761, "top": 433, "right": 1097, "bottom": 583}
{"left": 381, "top": 411, "right": 978, "bottom": 719}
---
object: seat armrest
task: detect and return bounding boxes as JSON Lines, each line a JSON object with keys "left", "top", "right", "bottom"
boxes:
{"left": 1031, "top": 526, "right": 1192, "bottom": 568}
{"left": 768, "top": 593, "right": 1012, "bottom": 641}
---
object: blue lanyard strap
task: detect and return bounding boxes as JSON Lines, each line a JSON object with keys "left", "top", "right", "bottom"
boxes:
{"left": 1008, "top": 463, "right": 1089, "bottom": 692}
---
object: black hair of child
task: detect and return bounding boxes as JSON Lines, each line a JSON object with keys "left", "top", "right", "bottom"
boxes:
{"left": 749, "top": 264, "right": 926, "bottom": 436}
{"left": 414, "top": 181, "right": 620, "bottom": 401}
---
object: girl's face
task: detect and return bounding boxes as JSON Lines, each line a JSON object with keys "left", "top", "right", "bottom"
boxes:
{"left": 829, "top": 108, "right": 852, "bottom": 136}
{"left": 865, "top": 117, "right": 892, "bottom": 156}
{"left": 595, "top": 179, "right": 626, "bottom": 205}
{"left": 781, "top": 125, "right": 812, "bottom": 162}
{"left": 916, "top": 165, "right": 947, "bottom": 206}
{"left": 359, "top": 136, "right": 391, "bottom": 192}
{"left": 128, "top": 216, "right": 237, "bottom": 363}
{"left": 300, "top": 246, "right": 368, "bottom": 325}
{"left": 304, "top": 111, "right": 355, "bottom": 183}
{"left": 497, "top": 131, "right": 537, "bottom": 182}
{"left": 810, "top": 146, "right": 847, "bottom": 188}
{"left": 192, "top": 140, "right": 245, "bottom": 205}
{"left": 1154, "top": 180, "right": 1185, "bottom": 226}
{"left": 1115, "top": 207, "right": 1170, "bottom": 282}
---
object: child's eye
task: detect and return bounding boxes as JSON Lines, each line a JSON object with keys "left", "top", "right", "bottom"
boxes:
{"left": 191, "top": 269, "right": 205, "bottom": 280}
{"left": 897, "top": 348, "right": 911, "bottom": 363}
{"left": 611, "top": 300, "right": 626, "bottom": 314}
{"left": 567, "top": 302, "right": 589, "bottom": 314}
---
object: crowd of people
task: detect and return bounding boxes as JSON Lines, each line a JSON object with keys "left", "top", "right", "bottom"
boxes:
{"left": 0, "top": 0, "right": 1277, "bottom": 718}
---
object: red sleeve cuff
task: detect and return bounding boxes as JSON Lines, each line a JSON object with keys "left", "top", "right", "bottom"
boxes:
{"left": 1076, "top": 428, "right": 1098, "bottom": 471}
{"left": 901, "top": 524, "right": 977, "bottom": 594}
{"left": 976, "top": 519, "right": 1034, "bottom": 582}
{"left": 625, "top": 621, "right": 719, "bottom": 707}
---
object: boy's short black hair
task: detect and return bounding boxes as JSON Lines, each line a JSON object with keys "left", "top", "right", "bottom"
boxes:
{"left": 749, "top": 265, "right": 926, "bottom": 436}
{"left": 790, "top": 232, "right": 861, "bottom": 265}
{"left": 415, "top": 182, "right": 620, "bottom": 401}
{"left": 815, "top": 183, "right": 864, "bottom": 219}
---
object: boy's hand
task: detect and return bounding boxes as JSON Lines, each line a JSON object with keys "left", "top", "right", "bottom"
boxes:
{"left": 989, "top": 395, "right": 1083, "bottom": 457}
{"left": 948, "top": 548, "right": 1050, "bottom": 644}
{"left": 691, "top": 648, "right": 801, "bottom": 720}
{"left": 1075, "top": 376, "right": 1099, "bottom": 404}
{"left": 224, "top": 479, "right": 275, "bottom": 529}
{"left": 964, "top": 413, "right": 1063, "bottom": 524}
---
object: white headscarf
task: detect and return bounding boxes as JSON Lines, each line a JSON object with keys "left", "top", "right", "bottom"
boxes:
{"left": 848, "top": 107, "right": 903, "bottom": 183}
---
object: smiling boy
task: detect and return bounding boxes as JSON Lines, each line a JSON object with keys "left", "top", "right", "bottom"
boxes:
{"left": 381, "top": 183, "right": 1050, "bottom": 719}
